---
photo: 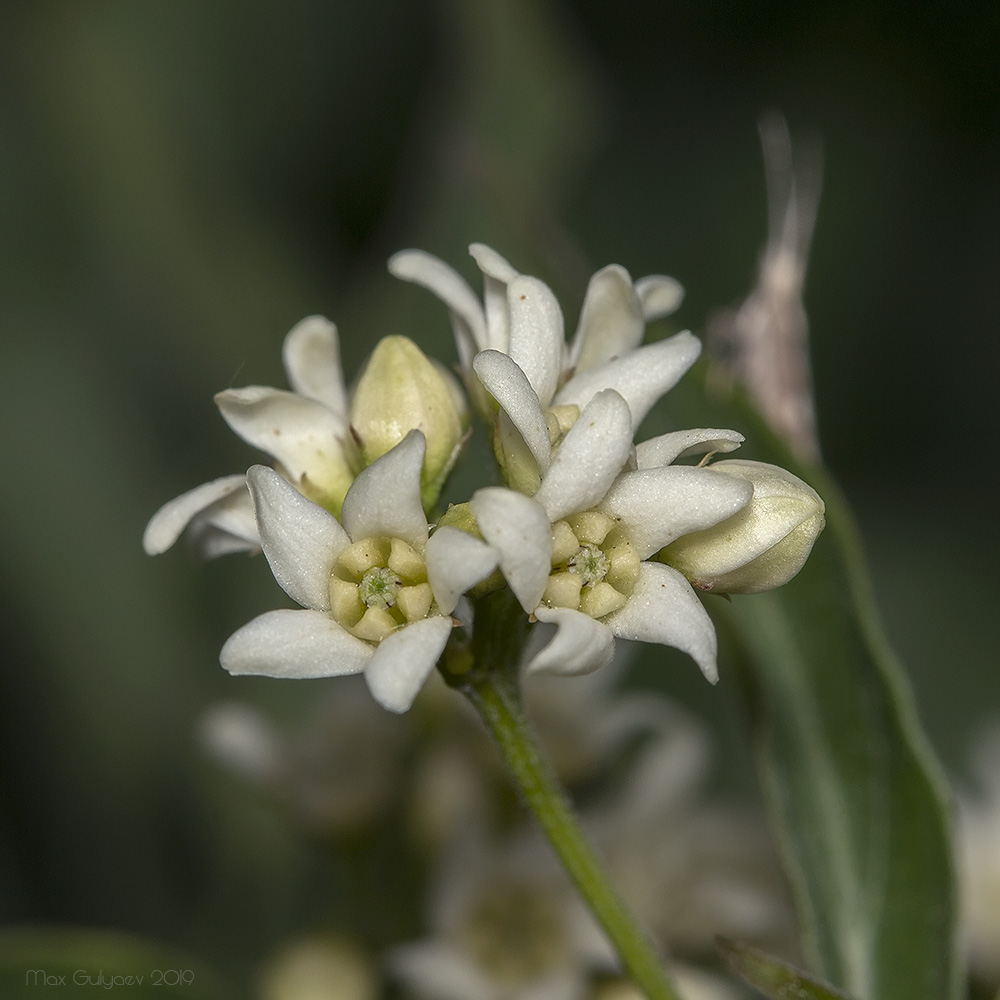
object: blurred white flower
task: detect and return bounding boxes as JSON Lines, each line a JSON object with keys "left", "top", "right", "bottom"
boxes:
{"left": 592, "top": 964, "right": 743, "bottom": 1000}
{"left": 389, "top": 825, "right": 617, "bottom": 1000}
{"left": 220, "top": 431, "right": 497, "bottom": 713}
{"left": 199, "top": 679, "right": 410, "bottom": 833}
{"left": 256, "top": 936, "right": 378, "bottom": 1000}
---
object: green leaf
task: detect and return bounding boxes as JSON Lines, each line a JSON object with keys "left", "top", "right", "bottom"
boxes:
{"left": 0, "top": 927, "right": 239, "bottom": 1000}
{"left": 717, "top": 936, "right": 857, "bottom": 1000}
{"left": 703, "top": 403, "right": 961, "bottom": 1000}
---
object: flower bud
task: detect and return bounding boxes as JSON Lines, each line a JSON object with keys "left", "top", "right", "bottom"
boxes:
{"left": 658, "top": 460, "right": 825, "bottom": 594}
{"left": 350, "top": 336, "right": 468, "bottom": 510}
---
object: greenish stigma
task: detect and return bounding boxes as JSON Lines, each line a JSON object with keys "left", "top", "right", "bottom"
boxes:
{"left": 358, "top": 566, "right": 402, "bottom": 609}
{"left": 566, "top": 543, "right": 609, "bottom": 588}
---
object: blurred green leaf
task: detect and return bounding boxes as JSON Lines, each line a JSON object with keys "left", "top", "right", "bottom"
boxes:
{"left": 717, "top": 936, "right": 856, "bottom": 1000}
{"left": 0, "top": 927, "right": 239, "bottom": 999}
{"left": 703, "top": 403, "right": 960, "bottom": 1000}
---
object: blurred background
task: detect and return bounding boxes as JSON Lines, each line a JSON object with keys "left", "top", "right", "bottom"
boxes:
{"left": 1, "top": 0, "right": 997, "bottom": 994}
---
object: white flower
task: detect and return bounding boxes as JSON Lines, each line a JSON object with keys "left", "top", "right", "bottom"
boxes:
{"left": 143, "top": 315, "right": 354, "bottom": 558}
{"left": 469, "top": 389, "right": 755, "bottom": 682}
{"left": 144, "top": 318, "right": 468, "bottom": 558}
{"left": 388, "top": 825, "right": 616, "bottom": 1000}
{"left": 220, "top": 431, "right": 498, "bottom": 713}
{"left": 199, "top": 681, "right": 410, "bottom": 833}
{"left": 388, "top": 244, "right": 694, "bottom": 433}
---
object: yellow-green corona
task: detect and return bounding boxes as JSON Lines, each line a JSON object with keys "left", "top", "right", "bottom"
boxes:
{"left": 350, "top": 336, "right": 468, "bottom": 511}
{"left": 658, "top": 460, "right": 825, "bottom": 594}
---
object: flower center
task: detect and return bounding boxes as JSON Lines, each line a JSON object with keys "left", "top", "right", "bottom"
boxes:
{"left": 328, "top": 535, "right": 435, "bottom": 643}
{"left": 358, "top": 566, "right": 401, "bottom": 609}
{"left": 566, "top": 542, "right": 609, "bottom": 587}
{"left": 542, "top": 511, "right": 640, "bottom": 620}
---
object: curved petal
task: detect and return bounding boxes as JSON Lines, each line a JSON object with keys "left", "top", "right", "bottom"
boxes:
{"left": 507, "top": 275, "right": 565, "bottom": 407}
{"left": 281, "top": 315, "right": 348, "bottom": 416}
{"left": 365, "top": 616, "right": 454, "bottom": 713}
{"left": 143, "top": 474, "right": 250, "bottom": 555}
{"left": 471, "top": 488, "right": 552, "bottom": 613}
{"left": 598, "top": 466, "right": 754, "bottom": 559}
{"left": 214, "top": 385, "right": 351, "bottom": 487}
{"left": 473, "top": 351, "right": 551, "bottom": 473}
{"left": 553, "top": 331, "right": 702, "bottom": 430}
{"left": 602, "top": 562, "right": 719, "bottom": 683}
{"left": 187, "top": 483, "right": 260, "bottom": 557}
{"left": 388, "top": 249, "right": 487, "bottom": 370}
{"left": 528, "top": 607, "right": 616, "bottom": 676}
{"left": 635, "top": 428, "right": 745, "bottom": 469}
{"left": 533, "top": 389, "right": 633, "bottom": 522}
{"left": 340, "top": 430, "right": 428, "bottom": 548}
{"left": 470, "top": 242, "right": 519, "bottom": 353}
{"left": 425, "top": 526, "right": 500, "bottom": 615}
{"left": 247, "top": 465, "right": 349, "bottom": 611}
{"left": 570, "top": 264, "right": 644, "bottom": 373}
{"left": 634, "top": 274, "right": 684, "bottom": 320}
{"left": 469, "top": 242, "right": 518, "bottom": 282}
{"left": 220, "top": 608, "right": 372, "bottom": 679}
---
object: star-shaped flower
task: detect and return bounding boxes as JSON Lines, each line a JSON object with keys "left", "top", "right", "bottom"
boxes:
{"left": 144, "top": 316, "right": 467, "bottom": 558}
{"left": 143, "top": 315, "right": 355, "bottom": 558}
{"left": 468, "top": 390, "right": 754, "bottom": 681}
{"left": 220, "top": 431, "right": 498, "bottom": 713}
{"left": 389, "top": 244, "right": 695, "bottom": 436}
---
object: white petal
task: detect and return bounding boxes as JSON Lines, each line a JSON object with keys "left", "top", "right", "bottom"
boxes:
{"left": 425, "top": 526, "right": 500, "bottom": 615}
{"left": 389, "top": 943, "right": 497, "bottom": 1000}
{"left": 187, "top": 484, "right": 260, "bottom": 557}
{"left": 533, "top": 389, "right": 632, "bottom": 522}
{"left": 507, "top": 275, "right": 565, "bottom": 407}
{"left": 365, "top": 616, "right": 454, "bottom": 713}
{"left": 570, "top": 264, "right": 644, "bottom": 373}
{"left": 341, "top": 430, "right": 428, "bottom": 548}
{"left": 634, "top": 274, "right": 684, "bottom": 320}
{"left": 469, "top": 242, "right": 519, "bottom": 282}
{"left": 247, "top": 465, "right": 349, "bottom": 611}
{"left": 599, "top": 466, "right": 754, "bottom": 559}
{"left": 529, "top": 607, "right": 616, "bottom": 675}
{"left": 473, "top": 351, "right": 551, "bottom": 473}
{"left": 214, "top": 386, "right": 349, "bottom": 483}
{"left": 603, "top": 562, "right": 719, "bottom": 682}
{"left": 143, "top": 474, "right": 250, "bottom": 555}
{"left": 635, "top": 428, "right": 745, "bottom": 469}
{"left": 388, "top": 249, "right": 487, "bottom": 368}
{"left": 220, "top": 608, "right": 372, "bottom": 679}
{"left": 281, "top": 315, "right": 348, "bottom": 416}
{"left": 470, "top": 242, "right": 519, "bottom": 354}
{"left": 554, "top": 331, "right": 702, "bottom": 430}
{"left": 471, "top": 488, "right": 552, "bottom": 613}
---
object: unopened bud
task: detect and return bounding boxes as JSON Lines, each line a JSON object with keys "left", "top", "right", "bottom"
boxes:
{"left": 350, "top": 336, "right": 468, "bottom": 510}
{"left": 659, "top": 460, "right": 824, "bottom": 594}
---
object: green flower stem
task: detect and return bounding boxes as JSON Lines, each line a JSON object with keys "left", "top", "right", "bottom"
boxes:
{"left": 444, "top": 592, "right": 681, "bottom": 1000}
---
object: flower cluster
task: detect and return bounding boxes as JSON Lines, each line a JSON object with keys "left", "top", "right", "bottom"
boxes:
{"left": 146, "top": 243, "right": 824, "bottom": 712}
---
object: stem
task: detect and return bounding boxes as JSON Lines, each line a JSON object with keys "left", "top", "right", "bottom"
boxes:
{"left": 445, "top": 592, "right": 681, "bottom": 1000}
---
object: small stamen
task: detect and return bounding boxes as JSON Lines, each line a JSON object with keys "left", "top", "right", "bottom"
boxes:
{"left": 566, "top": 543, "right": 609, "bottom": 588}
{"left": 358, "top": 566, "right": 402, "bottom": 609}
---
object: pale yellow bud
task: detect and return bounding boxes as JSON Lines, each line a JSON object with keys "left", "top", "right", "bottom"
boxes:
{"left": 659, "top": 459, "right": 825, "bottom": 594}
{"left": 350, "top": 336, "right": 468, "bottom": 510}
